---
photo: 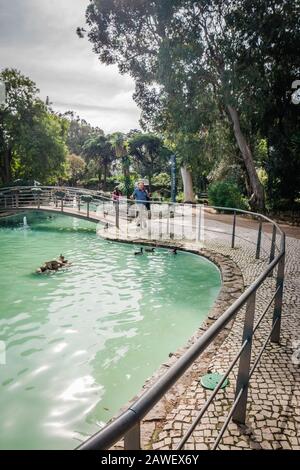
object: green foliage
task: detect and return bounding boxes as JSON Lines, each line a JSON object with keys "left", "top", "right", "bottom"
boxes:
{"left": 127, "top": 132, "right": 170, "bottom": 189}
{"left": 0, "top": 68, "right": 68, "bottom": 184}
{"left": 208, "top": 181, "right": 248, "bottom": 210}
{"left": 108, "top": 132, "right": 131, "bottom": 197}
{"left": 66, "top": 154, "right": 86, "bottom": 185}
{"left": 152, "top": 172, "right": 170, "bottom": 189}
{"left": 150, "top": 191, "right": 163, "bottom": 202}
{"left": 83, "top": 134, "right": 113, "bottom": 189}
{"left": 82, "top": 177, "right": 100, "bottom": 189}
{"left": 85, "top": 0, "right": 300, "bottom": 210}
{"left": 176, "top": 191, "right": 185, "bottom": 203}
{"left": 63, "top": 111, "right": 104, "bottom": 156}
{"left": 112, "top": 173, "right": 140, "bottom": 196}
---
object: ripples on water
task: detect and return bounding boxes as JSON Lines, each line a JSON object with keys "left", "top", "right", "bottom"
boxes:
{"left": 0, "top": 212, "right": 221, "bottom": 449}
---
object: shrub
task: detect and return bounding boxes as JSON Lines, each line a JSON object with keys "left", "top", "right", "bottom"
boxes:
{"left": 176, "top": 191, "right": 184, "bottom": 203}
{"left": 82, "top": 178, "right": 99, "bottom": 189}
{"left": 208, "top": 181, "right": 247, "bottom": 210}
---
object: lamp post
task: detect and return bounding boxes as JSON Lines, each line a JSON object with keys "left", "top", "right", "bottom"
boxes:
{"left": 170, "top": 154, "right": 177, "bottom": 203}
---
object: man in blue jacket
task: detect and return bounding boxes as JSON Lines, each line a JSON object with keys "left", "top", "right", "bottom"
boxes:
{"left": 131, "top": 181, "right": 149, "bottom": 227}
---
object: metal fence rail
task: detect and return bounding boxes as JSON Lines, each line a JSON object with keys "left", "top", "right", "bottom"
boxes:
{"left": 0, "top": 186, "right": 285, "bottom": 450}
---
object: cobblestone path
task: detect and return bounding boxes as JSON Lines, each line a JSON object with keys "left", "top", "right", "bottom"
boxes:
{"left": 146, "top": 233, "right": 300, "bottom": 450}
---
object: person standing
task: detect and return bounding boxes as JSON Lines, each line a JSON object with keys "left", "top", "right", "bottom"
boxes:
{"left": 112, "top": 187, "right": 122, "bottom": 202}
{"left": 131, "top": 181, "right": 149, "bottom": 227}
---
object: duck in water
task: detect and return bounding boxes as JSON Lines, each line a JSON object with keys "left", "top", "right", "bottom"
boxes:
{"left": 145, "top": 247, "right": 155, "bottom": 253}
{"left": 36, "top": 254, "right": 70, "bottom": 273}
{"left": 134, "top": 247, "right": 143, "bottom": 256}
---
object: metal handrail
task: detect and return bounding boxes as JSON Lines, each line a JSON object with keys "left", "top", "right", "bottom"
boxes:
{"left": 77, "top": 246, "right": 284, "bottom": 450}
{"left": 0, "top": 185, "right": 285, "bottom": 450}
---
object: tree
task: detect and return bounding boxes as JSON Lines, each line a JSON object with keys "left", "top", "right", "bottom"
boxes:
{"left": 109, "top": 131, "right": 131, "bottom": 197}
{"left": 82, "top": 0, "right": 299, "bottom": 210}
{"left": 127, "top": 132, "right": 169, "bottom": 191}
{"left": 0, "top": 68, "right": 67, "bottom": 184}
{"left": 62, "top": 110, "right": 104, "bottom": 156}
{"left": 82, "top": 133, "right": 113, "bottom": 190}
{"left": 66, "top": 154, "right": 86, "bottom": 186}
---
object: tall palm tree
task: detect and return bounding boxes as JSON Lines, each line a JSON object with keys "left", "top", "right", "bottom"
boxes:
{"left": 109, "top": 132, "right": 131, "bottom": 197}
{"left": 83, "top": 134, "right": 112, "bottom": 190}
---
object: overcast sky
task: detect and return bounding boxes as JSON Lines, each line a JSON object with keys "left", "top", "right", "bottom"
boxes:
{"left": 0, "top": 0, "right": 141, "bottom": 133}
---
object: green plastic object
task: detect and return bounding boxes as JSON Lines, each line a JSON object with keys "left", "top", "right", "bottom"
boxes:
{"left": 81, "top": 194, "right": 93, "bottom": 203}
{"left": 200, "top": 372, "right": 229, "bottom": 390}
{"left": 54, "top": 190, "right": 65, "bottom": 199}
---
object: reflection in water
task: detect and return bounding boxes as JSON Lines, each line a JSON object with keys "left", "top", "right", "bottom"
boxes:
{"left": 0, "top": 212, "right": 221, "bottom": 449}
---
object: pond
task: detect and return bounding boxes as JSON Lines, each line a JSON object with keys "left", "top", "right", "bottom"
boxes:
{"left": 0, "top": 211, "right": 221, "bottom": 449}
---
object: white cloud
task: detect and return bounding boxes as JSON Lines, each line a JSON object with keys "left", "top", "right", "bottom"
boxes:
{"left": 0, "top": 0, "right": 141, "bottom": 133}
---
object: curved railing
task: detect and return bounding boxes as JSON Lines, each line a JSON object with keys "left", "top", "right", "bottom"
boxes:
{"left": 0, "top": 186, "right": 285, "bottom": 450}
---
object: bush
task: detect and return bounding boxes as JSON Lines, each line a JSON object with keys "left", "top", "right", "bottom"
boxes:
{"left": 208, "top": 181, "right": 247, "bottom": 210}
{"left": 176, "top": 191, "right": 185, "bottom": 203}
{"left": 113, "top": 173, "right": 140, "bottom": 197}
{"left": 82, "top": 178, "right": 99, "bottom": 189}
{"left": 151, "top": 191, "right": 163, "bottom": 201}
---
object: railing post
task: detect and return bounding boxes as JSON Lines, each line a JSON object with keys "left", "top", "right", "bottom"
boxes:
{"left": 232, "top": 291, "right": 256, "bottom": 424}
{"left": 148, "top": 210, "right": 151, "bottom": 239}
{"left": 197, "top": 205, "right": 201, "bottom": 242}
{"left": 268, "top": 225, "right": 277, "bottom": 277}
{"left": 269, "top": 225, "right": 276, "bottom": 264}
{"left": 231, "top": 211, "right": 236, "bottom": 249}
{"left": 167, "top": 203, "right": 170, "bottom": 236}
{"left": 255, "top": 218, "right": 262, "bottom": 259}
{"left": 170, "top": 204, "right": 174, "bottom": 240}
{"left": 77, "top": 196, "right": 81, "bottom": 213}
{"left": 159, "top": 211, "right": 162, "bottom": 239}
{"left": 271, "top": 249, "right": 285, "bottom": 344}
{"left": 37, "top": 195, "right": 40, "bottom": 210}
{"left": 124, "top": 423, "right": 141, "bottom": 450}
{"left": 87, "top": 201, "right": 90, "bottom": 219}
{"left": 61, "top": 198, "right": 64, "bottom": 212}
{"left": 192, "top": 203, "right": 196, "bottom": 241}
{"left": 115, "top": 201, "right": 119, "bottom": 229}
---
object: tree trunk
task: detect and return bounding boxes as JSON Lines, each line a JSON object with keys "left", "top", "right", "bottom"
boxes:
{"left": 103, "top": 164, "right": 107, "bottom": 191}
{"left": 180, "top": 166, "right": 195, "bottom": 202}
{"left": 0, "top": 148, "right": 12, "bottom": 183}
{"left": 97, "top": 167, "right": 102, "bottom": 190}
{"left": 122, "top": 157, "right": 130, "bottom": 198}
{"left": 227, "top": 105, "right": 265, "bottom": 211}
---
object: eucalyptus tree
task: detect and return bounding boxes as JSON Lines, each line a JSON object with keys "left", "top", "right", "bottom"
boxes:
{"left": 80, "top": 0, "right": 299, "bottom": 209}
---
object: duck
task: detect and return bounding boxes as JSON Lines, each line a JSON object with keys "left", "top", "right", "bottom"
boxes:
{"left": 134, "top": 247, "right": 144, "bottom": 256}
{"left": 36, "top": 255, "right": 70, "bottom": 274}
{"left": 145, "top": 247, "right": 155, "bottom": 253}
{"left": 104, "top": 223, "right": 109, "bottom": 230}
{"left": 58, "top": 254, "right": 68, "bottom": 265}
{"left": 170, "top": 248, "right": 178, "bottom": 255}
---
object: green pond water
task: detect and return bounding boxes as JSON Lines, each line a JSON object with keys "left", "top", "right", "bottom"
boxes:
{"left": 0, "top": 212, "right": 221, "bottom": 450}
